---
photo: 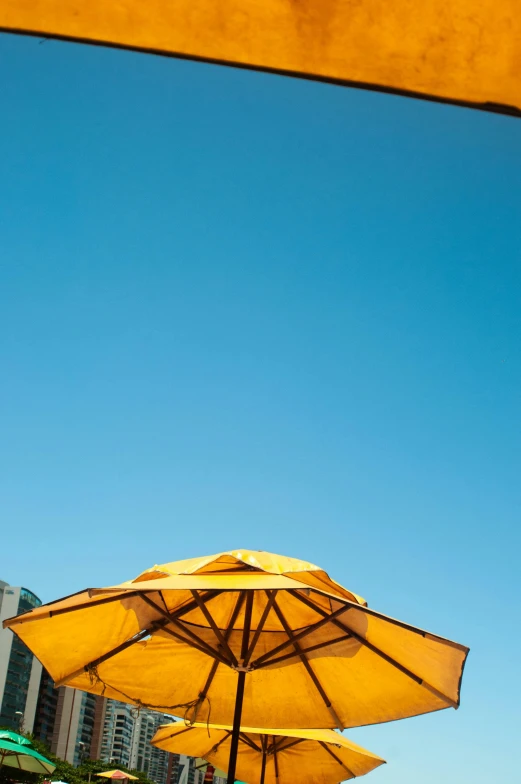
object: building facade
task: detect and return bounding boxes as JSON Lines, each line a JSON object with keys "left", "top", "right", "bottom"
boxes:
{"left": 100, "top": 700, "right": 136, "bottom": 769}
{"left": 169, "top": 754, "right": 204, "bottom": 784}
{"left": 33, "top": 668, "right": 59, "bottom": 746}
{"left": 100, "top": 700, "right": 173, "bottom": 784}
{"left": 0, "top": 580, "right": 42, "bottom": 733}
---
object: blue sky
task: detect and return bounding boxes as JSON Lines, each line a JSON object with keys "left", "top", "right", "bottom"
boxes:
{"left": 1, "top": 32, "right": 520, "bottom": 783}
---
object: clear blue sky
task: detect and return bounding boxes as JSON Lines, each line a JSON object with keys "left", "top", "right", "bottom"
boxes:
{"left": 1, "top": 31, "right": 520, "bottom": 783}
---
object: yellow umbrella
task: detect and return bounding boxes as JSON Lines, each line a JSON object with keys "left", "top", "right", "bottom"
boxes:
{"left": 0, "top": 0, "right": 519, "bottom": 116}
{"left": 152, "top": 721, "right": 385, "bottom": 784}
{"left": 3, "top": 550, "right": 468, "bottom": 784}
{"left": 97, "top": 771, "right": 139, "bottom": 781}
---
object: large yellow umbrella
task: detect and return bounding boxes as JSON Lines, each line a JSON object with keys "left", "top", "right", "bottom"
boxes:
{"left": 3, "top": 550, "right": 468, "bottom": 784}
{"left": 0, "top": 0, "right": 519, "bottom": 116}
{"left": 152, "top": 721, "right": 385, "bottom": 784}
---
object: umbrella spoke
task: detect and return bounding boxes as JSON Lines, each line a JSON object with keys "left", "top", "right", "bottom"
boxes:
{"left": 199, "top": 591, "right": 247, "bottom": 705}
{"left": 291, "top": 590, "right": 459, "bottom": 709}
{"left": 55, "top": 621, "right": 168, "bottom": 686}
{"left": 204, "top": 730, "right": 233, "bottom": 759}
{"left": 272, "top": 737, "right": 306, "bottom": 753}
{"left": 140, "top": 594, "right": 234, "bottom": 665}
{"left": 190, "top": 590, "right": 238, "bottom": 666}
{"left": 141, "top": 589, "right": 221, "bottom": 623}
{"left": 291, "top": 589, "right": 467, "bottom": 650}
{"left": 242, "top": 589, "right": 277, "bottom": 666}
{"left": 48, "top": 590, "right": 142, "bottom": 618}
{"left": 319, "top": 742, "right": 356, "bottom": 779}
{"left": 241, "top": 591, "right": 254, "bottom": 659}
{"left": 264, "top": 632, "right": 353, "bottom": 667}
{"left": 56, "top": 592, "right": 232, "bottom": 687}
{"left": 251, "top": 602, "right": 352, "bottom": 668}
{"left": 160, "top": 625, "right": 230, "bottom": 666}
{"left": 159, "top": 725, "right": 194, "bottom": 742}
{"left": 239, "top": 733, "right": 262, "bottom": 752}
{"left": 270, "top": 598, "right": 344, "bottom": 729}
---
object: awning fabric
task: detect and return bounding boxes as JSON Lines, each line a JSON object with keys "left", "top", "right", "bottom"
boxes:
{"left": 0, "top": 0, "right": 520, "bottom": 116}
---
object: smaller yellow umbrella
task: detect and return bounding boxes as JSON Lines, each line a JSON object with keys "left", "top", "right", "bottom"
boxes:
{"left": 97, "top": 771, "right": 139, "bottom": 781}
{"left": 152, "top": 722, "right": 385, "bottom": 784}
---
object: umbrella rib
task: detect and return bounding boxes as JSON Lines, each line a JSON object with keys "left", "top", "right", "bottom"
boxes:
{"left": 239, "top": 732, "right": 262, "bottom": 753}
{"left": 55, "top": 592, "right": 228, "bottom": 686}
{"left": 242, "top": 589, "right": 277, "bottom": 667}
{"left": 265, "top": 633, "right": 353, "bottom": 667}
{"left": 252, "top": 602, "right": 353, "bottom": 667}
{"left": 198, "top": 591, "right": 247, "bottom": 704}
{"left": 190, "top": 590, "right": 238, "bottom": 666}
{"left": 157, "top": 725, "right": 195, "bottom": 743}
{"left": 270, "top": 598, "right": 344, "bottom": 729}
{"left": 141, "top": 589, "right": 221, "bottom": 623}
{"left": 204, "top": 730, "right": 233, "bottom": 759}
{"left": 48, "top": 591, "right": 143, "bottom": 617}
{"left": 319, "top": 742, "right": 356, "bottom": 779}
{"left": 273, "top": 737, "right": 306, "bottom": 753}
{"left": 241, "top": 591, "right": 254, "bottom": 659}
{"left": 160, "top": 625, "right": 230, "bottom": 666}
{"left": 4, "top": 588, "right": 140, "bottom": 625}
{"left": 49, "top": 587, "right": 220, "bottom": 622}
{"left": 291, "top": 589, "right": 468, "bottom": 652}
{"left": 54, "top": 621, "right": 168, "bottom": 686}
{"left": 291, "top": 591, "right": 459, "bottom": 709}
{"left": 140, "top": 594, "right": 233, "bottom": 665}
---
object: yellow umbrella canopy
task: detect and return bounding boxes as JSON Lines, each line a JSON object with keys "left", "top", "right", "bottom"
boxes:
{"left": 152, "top": 721, "right": 385, "bottom": 784}
{"left": 97, "top": 771, "right": 139, "bottom": 780}
{"left": 0, "top": 0, "right": 519, "bottom": 116}
{"left": 3, "top": 550, "right": 468, "bottom": 784}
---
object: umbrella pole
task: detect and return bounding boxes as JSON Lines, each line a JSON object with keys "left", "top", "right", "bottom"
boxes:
{"left": 227, "top": 591, "right": 253, "bottom": 784}
{"left": 226, "top": 670, "right": 245, "bottom": 784}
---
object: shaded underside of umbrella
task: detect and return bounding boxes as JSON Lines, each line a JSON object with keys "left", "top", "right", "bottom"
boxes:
{"left": 0, "top": 0, "right": 519, "bottom": 116}
{"left": 0, "top": 739, "right": 56, "bottom": 775}
{"left": 3, "top": 550, "right": 468, "bottom": 731}
{"left": 4, "top": 550, "right": 468, "bottom": 784}
{"left": 153, "top": 721, "right": 385, "bottom": 784}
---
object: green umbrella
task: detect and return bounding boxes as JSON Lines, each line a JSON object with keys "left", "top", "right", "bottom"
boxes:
{"left": 0, "top": 732, "right": 32, "bottom": 747}
{"left": 0, "top": 732, "right": 56, "bottom": 775}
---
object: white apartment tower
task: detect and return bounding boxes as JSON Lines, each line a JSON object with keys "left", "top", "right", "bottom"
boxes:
{"left": 0, "top": 580, "right": 42, "bottom": 733}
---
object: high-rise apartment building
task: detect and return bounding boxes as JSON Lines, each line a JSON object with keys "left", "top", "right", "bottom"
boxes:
{"left": 33, "top": 669, "right": 59, "bottom": 747}
{"left": 0, "top": 580, "right": 42, "bottom": 732}
{"left": 33, "top": 675, "right": 105, "bottom": 765}
{"left": 130, "top": 709, "right": 169, "bottom": 779}
{"left": 169, "top": 754, "right": 204, "bottom": 784}
{"left": 50, "top": 688, "right": 100, "bottom": 765}
{"left": 100, "top": 700, "right": 136, "bottom": 769}
{"left": 100, "top": 700, "right": 173, "bottom": 784}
